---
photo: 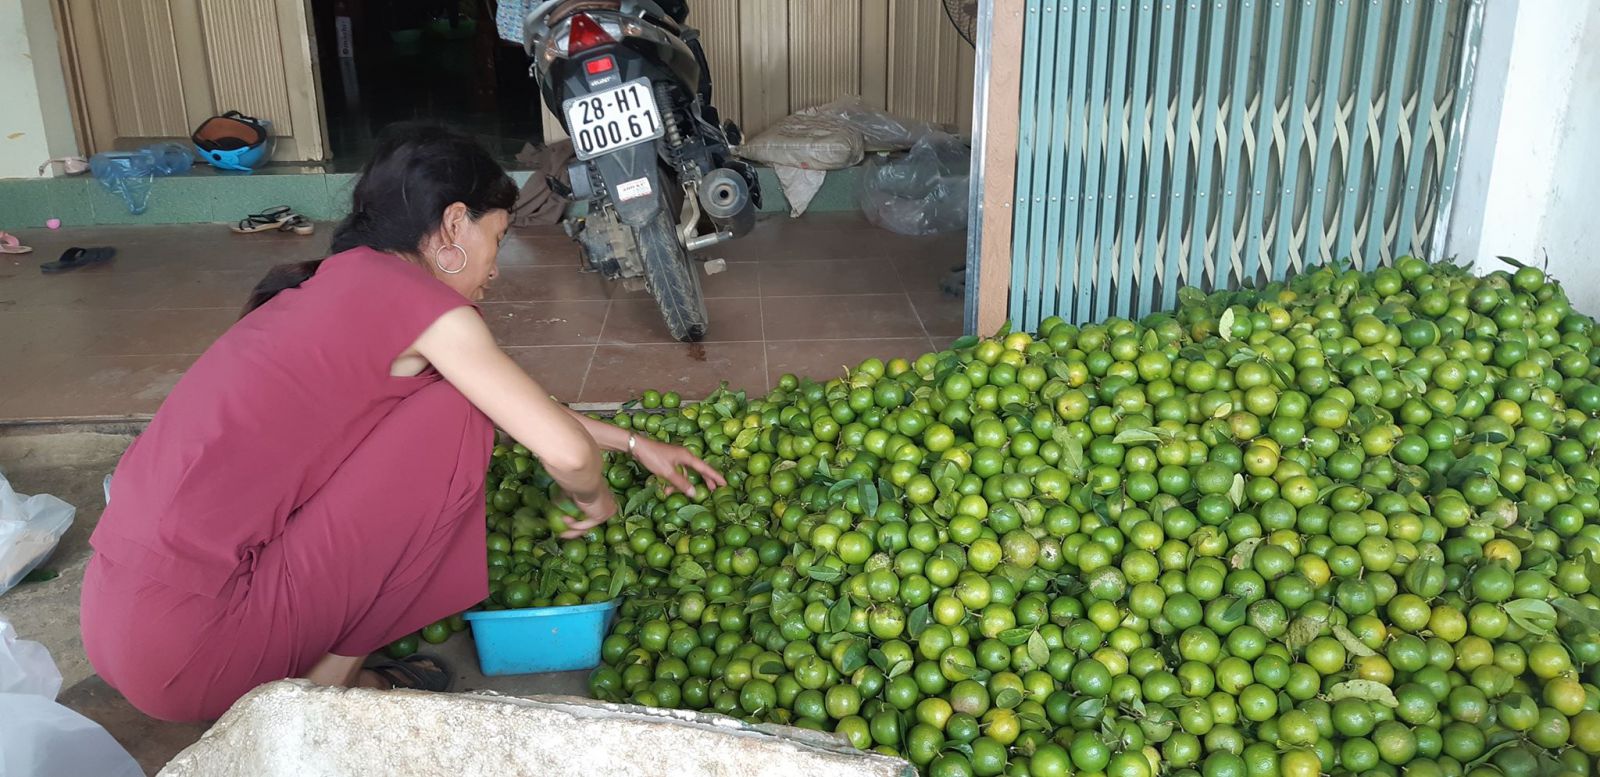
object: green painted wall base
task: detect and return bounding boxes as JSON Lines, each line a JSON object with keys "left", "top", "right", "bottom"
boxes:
{"left": 0, "top": 166, "right": 861, "bottom": 229}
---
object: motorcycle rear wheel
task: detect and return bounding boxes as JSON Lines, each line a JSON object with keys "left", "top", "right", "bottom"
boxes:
{"left": 637, "top": 203, "right": 708, "bottom": 342}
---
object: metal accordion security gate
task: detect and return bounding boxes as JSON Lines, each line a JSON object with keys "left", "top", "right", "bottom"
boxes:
{"left": 999, "top": 0, "right": 1486, "bottom": 331}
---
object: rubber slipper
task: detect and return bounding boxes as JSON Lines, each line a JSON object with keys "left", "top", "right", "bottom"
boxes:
{"left": 230, "top": 206, "right": 294, "bottom": 234}
{"left": 277, "top": 214, "right": 315, "bottom": 236}
{"left": 366, "top": 654, "right": 451, "bottom": 692}
{"left": 41, "top": 246, "right": 116, "bottom": 274}
{"left": 0, "top": 231, "right": 32, "bottom": 255}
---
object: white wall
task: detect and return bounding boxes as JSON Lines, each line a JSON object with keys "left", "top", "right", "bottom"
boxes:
{"left": 1445, "top": 0, "right": 1600, "bottom": 312}
{"left": 0, "top": 0, "right": 78, "bottom": 179}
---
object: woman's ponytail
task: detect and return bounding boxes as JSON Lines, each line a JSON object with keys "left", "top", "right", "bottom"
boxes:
{"left": 242, "top": 259, "right": 324, "bottom": 316}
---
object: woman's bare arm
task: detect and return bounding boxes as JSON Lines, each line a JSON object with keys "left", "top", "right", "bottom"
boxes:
{"left": 413, "top": 308, "right": 614, "bottom": 532}
{"left": 563, "top": 406, "right": 728, "bottom": 498}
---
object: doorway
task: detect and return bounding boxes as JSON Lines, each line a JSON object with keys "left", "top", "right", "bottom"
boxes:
{"left": 308, "top": 0, "right": 544, "bottom": 166}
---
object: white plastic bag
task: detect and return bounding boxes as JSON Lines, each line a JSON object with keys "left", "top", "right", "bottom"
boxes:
{"left": 737, "top": 114, "right": 865, "bottom": 171}
{"left": 858, "top": 132, "right": 972, "bottom": 236}
{"left": 0, "top": 619, "right": 143, "bottom": 777}
{"left": 774, "top": 166, "right": 828, "bottom": 217}
{"left": 797, "top": 97, "right": 947, "bottom": 153}
{"left": 0, "top": 469, "right": 75, "bottom": 597}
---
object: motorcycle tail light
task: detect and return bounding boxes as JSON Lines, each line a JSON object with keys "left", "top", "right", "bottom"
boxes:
{"left": 585, "top": 56, "right": 616, "bottom": 75}
{"left": 568, "top": 13, "right": 614, "bottom": 55}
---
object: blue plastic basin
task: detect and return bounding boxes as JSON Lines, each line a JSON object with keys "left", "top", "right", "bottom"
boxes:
{"left": 463, "top": 600, "right": 620, "bottom": 676}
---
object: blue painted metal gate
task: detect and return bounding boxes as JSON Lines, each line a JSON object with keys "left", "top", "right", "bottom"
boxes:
{"left": 1004, "top": 0, "right": 1486, "bottom": 330}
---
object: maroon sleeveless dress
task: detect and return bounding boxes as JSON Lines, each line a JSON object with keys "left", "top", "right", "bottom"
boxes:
{"left": 82, "top": 247, "right": 493, "bottom": 721}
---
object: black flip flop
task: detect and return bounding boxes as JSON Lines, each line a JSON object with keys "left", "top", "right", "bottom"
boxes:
{"left": 366, "top": 654, "right": 452, "bottom": 692}
{"left": 41, "top": 246, "right": 116, "bottom": 274}
{"left": 231, "top": 206, "right": 294, "bottom": 234}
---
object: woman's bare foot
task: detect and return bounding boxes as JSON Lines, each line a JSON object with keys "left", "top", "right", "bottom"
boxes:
{"left": 362, "top": 655, "right": 452, "bottom": 692}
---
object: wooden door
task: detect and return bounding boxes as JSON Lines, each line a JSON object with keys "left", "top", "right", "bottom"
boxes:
{"left": 57, "top": 0, "right": 326, "bottom": 162}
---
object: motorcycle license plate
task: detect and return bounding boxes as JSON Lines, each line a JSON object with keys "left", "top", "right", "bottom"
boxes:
{"left": 563, "top": 79, "right": 665, "bottom": 161}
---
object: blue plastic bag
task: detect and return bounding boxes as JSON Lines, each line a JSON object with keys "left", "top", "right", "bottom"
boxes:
{"left": 89, "top": 144, "right": 195, "bottom": 215}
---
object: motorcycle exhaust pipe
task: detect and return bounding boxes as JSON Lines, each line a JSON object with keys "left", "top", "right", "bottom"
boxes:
{"left": 686, "top": 231, "right": 735, "bottom": 252}
{"left": 699, "top": 168, "right": 755, "bottom": 237}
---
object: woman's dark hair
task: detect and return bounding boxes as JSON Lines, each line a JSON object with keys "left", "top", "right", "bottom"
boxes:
{"left": 243, "top": 123, "right": 518, "bottom": 315}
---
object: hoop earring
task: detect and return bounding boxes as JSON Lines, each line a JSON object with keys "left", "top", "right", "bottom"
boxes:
{"left": 433, "top": 243, "right": 469, "bottom": 275}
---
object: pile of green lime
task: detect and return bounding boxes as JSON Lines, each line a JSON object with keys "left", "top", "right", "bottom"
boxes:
{"left": 411, "top": 257, "right": 1600, "bottom": 777}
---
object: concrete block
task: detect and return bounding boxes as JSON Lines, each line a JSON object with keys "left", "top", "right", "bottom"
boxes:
{"left": 159, "top": 681, "right": 915, "bottom": 777}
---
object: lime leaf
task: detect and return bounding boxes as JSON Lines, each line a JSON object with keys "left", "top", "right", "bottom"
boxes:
{"left": 805, "top": 566, "right": 842, "bottom": 582}
{"left": 1496, "top": 255, "right": 1527, "bottom": 268}
{"left": 1219, "top": 309, "right": 1236, "bottom": 341}
{"left": 677, "top": 560, "right": 708, "bottom": 581}
{"left": 869, "top": 648, "right": 890, "bottom": 671}
{"left": 859, "top": 480, "right": 880, "bottom": 518}
{"left": 772, "top": 590, "right": 801, "bottom": 616}
{"left": 1028, "top": 631, "right": 1051, "bottom": 666}
{"left": 998, "top": 628, "right": 1035, "bottom": 647}
{"left": 1229, "top": 538, "right": 1264, "bottom": 570}
{"left": 840, "top": 641, "right": 869, "bottom": 674}
{"left": 828, "top": 478, "right": 859, "bottom": 499}
{"left": 828, "top": 597, "right": 852, "bottom": 632}
{"left": 1228, "top": 473, "right": 1246, "bottom": 507}
{"left": 1554, "top": 597, "right": 1600, "bottom": 634}
{"left": 1074, "top": 697, "right": 1107, "bottom": 718}
{"left": 624, "top": 489, "right": 653, "bottom": 514}
{"left": 1127, "top": 696, "right": 1148, "bottom": 717}
{"left": 995, "top": 688, "right": 1023, "bottom": 710}
{"left": 733, "top": 428, "right": 759, "bottom": 450}
{"left": 1112, "top": 429, "right": 1164, "bottom": 445}
{"left": 759, "top": 661, "right": 784, "bottom": 676}
{"left": 1284, "top": 614, "right": 1329, "bottom": 654}
{"left": 909, "top": 603, "right": 932, "bottom": 638}
{"left": 1332, "top": 624, "right": 1378, "bottom": 657}
{"left": 1329, "top": 680, "right": 1399, "bottom": 707}
{"left": 942, "top": 654, "right": 977, "bottom": 680}
{"left": 1223, "top": 596, "right": 1250, "bottom": 624}
{"left": 1503, "top": 598, "right": 1557, "bottom": 635}
{"left": 1464, "top": 739, "right": 1521, "bottom": 771}
{"left": 1062, "top": 437, "right": 1086, "bottom": 476}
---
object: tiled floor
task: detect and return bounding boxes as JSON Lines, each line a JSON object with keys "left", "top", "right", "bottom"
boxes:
{"left": 0, "top": 214, "right": 965, "bottom": 421}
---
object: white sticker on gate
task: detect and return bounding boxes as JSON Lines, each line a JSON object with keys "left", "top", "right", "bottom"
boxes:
{"left": 616, "top": 177, "right": 653, "bottom": 202}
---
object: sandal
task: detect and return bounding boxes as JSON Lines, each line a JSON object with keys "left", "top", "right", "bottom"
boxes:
{"left": 0, "top": 231, "right": 32, "bottom": 255}
{"left": 278, "top": 214, "right": 315, "bottom": 236}
{"left": 230, "top": 206, "right": 294, "bottom": 234}
{"left": 41, "top": 246, "right": 116, "bottom": 274}
{"left": 366, "top": 654, "right": 452, "bottom": 692}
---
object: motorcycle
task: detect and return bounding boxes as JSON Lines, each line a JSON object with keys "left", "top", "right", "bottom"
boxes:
{"left": 522, "top": 0, "right": 761, "bottom": 342}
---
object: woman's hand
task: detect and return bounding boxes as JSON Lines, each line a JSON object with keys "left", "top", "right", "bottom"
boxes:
{"left": 632, "top": 438, "right": 727, "bottom": 498}
{"left": 561, "top": 488, "right": 619, "bottom": 539}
